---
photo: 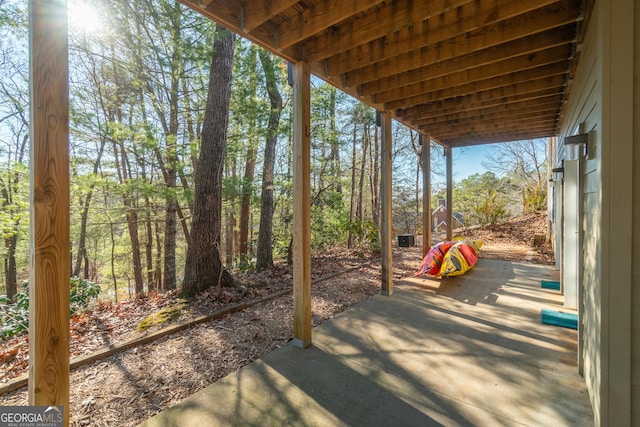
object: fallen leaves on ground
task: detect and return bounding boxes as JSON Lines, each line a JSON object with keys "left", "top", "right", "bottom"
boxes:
{"left": 452, "top": 211, "right": 555, "bottom": 264}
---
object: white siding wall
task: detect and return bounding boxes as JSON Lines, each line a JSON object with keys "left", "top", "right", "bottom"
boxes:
{"left": 602, "top": 0, "right": 635, "bottom": 424}
{"left": 557, "top": 5, "right": 601, "bottom": 419}
{"left": 555, "top": 0, "right": 636, "bottom": 425}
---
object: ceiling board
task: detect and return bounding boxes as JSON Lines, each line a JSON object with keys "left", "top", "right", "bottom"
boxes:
{"left": 181, "top": 0, "right": 587, "bottom": 147}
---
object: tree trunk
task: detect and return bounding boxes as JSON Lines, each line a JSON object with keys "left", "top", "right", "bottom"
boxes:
{"left": 154, "top": 216, "right": 163, "bottom": 291}
{"left": 225, "top": 152, "right": 238, "bottom": 265}
{"left": 72, "top": 194, "right": 91, "bottom": 278}
{"left": 181, "top": 76, "right": 199, "bottom": 185}
{"left": 136, "top": 2, "right": 184, "bottom": 291}
{"left": 239, "top": 145, "right": 256, "bottom": 259}
{"left": 126, "top": 207, "right": 144, "bottom": 295}
{"left": 255, "top": 50, "right": 282, "bottom": 271}
{"left": 109, "top": 220, "right": 118, "bottom": 302}
{"left": 162, "top": 30, "right": 181, "bottom": 290}
{"left": 371, "top": 124, "right": 380, "bottom": 226}
{"left": 3, "top": 234, "right": 17, "bottom": 301}
{"left": 153, "top": 149, "right": 191, "bottom": 242}
{"left": 1, "top": 183, "right": 18, "bottom": 301}
{"left": 182, "top": 25, "right": 235, "bottom": 298}
{"left": 347, "top": 121, "right": 358, "bottom": 248}
{"left": 329, "top": 87, "right": 341, "bottom": 193}
{"left": 356, "top": 125, "right": 369, "bottom": 226}
{"left": 107, "top": 39, "right": 144, "bottom": 295}
{"left": 73, "top": 138, "right": 106, "bottom": 278}
{"left": 117, "top": 140, "right": 145, "bottom": 295}
{"left": 143, "top": 193, "right": 154, "bottom": 292}
{"left": 225, "top": 208, "right": 235, "bottom": 266}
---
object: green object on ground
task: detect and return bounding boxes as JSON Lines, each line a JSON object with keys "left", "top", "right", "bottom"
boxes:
{"left": 541, "top": 280, "right": 561, "bottom": 290}
{"left": 541, "top": 309, "right": 577, "bottom": 329}
{"left": 136, "top": 301, "right": 187, "bottom": 331}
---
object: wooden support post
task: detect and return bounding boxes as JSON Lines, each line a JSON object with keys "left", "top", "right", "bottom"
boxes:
{"left": 291, "top": 61, "right": 311, "bottom": 348}
{"left": 420, "top": 135, "right": 431, "bottom": 257}
{"left": 445, "top": 146, "right": 453, "bottom": 241}
{"left": 28, "top": 0, "right": 70, "bottom": 421}
{"left": 380, "top": 111, "right": 393, "bottom": 296}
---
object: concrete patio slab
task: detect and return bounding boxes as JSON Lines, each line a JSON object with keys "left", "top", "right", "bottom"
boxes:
{"left": 141, "top": 259, "right": 593, "bottom": 426}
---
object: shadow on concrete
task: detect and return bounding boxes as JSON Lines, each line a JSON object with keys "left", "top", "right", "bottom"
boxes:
{"left": 141, "top": 259, "right": 592, "bottom": 427}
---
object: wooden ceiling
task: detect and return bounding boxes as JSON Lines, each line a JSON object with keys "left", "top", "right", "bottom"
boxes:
{"left": 180, "top": 0, "right": 588, "bottom": 147}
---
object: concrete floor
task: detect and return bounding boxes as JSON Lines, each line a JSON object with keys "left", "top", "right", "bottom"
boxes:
{"left": 141, "top": 259, "right": 593, "bottom": 427}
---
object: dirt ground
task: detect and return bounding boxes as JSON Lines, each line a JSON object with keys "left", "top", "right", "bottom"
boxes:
{"left": 0, "top": 212, "right": 552, "bottom": 426}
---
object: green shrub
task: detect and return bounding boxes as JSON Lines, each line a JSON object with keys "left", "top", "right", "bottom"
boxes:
{"left": 474, "top": 190, "right": 508, "bottom": 225}
{"left": 523, "top": 182, "right": 547, "bottom": 213}
{"left": 70, "top": 277, "right": 101, "bottom": 314}
{"left": 0, "top": 282, "right": 29, "bottom": 338}
{"left": 0, "top": 277, "right": 101, "bottom": 338}
{"left": 345, "top": 218, "right": 379, "bottom": 250}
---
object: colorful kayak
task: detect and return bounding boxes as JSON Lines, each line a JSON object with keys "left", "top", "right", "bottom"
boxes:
{"left": 438, "top": 240, "right": 483, "bottom": 277}
{"left": 414, "top": 241, "right": 454, "bottom": 276}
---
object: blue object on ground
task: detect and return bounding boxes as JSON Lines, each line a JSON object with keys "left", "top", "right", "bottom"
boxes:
{"left": 541, "top": 280, "right": 561, "bottom": 290}
{"left": 541, "top": 309, "right": 578, "bottom": 329}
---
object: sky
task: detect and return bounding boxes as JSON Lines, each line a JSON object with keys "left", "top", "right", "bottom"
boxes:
{"left": 429, "top": 143, "right": 498, "bottom": 186}
{"left": 452, "top": 144, "right": 496, "bottom": 180}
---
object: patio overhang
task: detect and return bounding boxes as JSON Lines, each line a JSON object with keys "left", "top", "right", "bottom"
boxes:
{"left": 178, "top": 0, "right": 590, "bottom": 147}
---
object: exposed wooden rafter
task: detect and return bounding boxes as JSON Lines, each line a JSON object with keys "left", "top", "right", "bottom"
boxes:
{"left": 179, "top": 0, "right": 585, "bottom": 149}
{"left": 385, "top": 61, "right": 568, "bottom": 111}
{"left": 242, "top": 0, "right": 299, "bottom": 32}
{"left": 325, "top": 1, "right": 580, "bottom": 77}
{"left": 275, "top": 0, "right": 384, "bottom": 50}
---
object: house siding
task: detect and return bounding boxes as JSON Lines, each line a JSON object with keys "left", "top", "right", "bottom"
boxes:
{"left": 555, "top": 0, "right": 636, "bottom": 425}
{"left": 556, "top": 3, "right": 601, "bottom": 421}
{"left": 602, "top": 0, "right": 635, "bottom": 425}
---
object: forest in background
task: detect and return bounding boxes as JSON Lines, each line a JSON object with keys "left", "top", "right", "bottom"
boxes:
{"left": 0, "top": 0, "right": 548, "bottom": 308}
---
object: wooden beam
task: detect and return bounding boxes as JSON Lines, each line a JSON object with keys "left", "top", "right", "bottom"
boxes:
{"left": 343, "top": 3, "right": 574, "bottom": 87}
{"left": 415, "top": 118, "right": 559, "bottom": 140}
{"left": 417, "top": 118, "right": 555, "bottom": 135}
{"left": 412, "top": 117, "right": 559, "bottom": 139}
{"left": 437, "top": 123, "right": 558, "bottom": 141}
{"left": 28, "top": 0, "right": 70, "bottom": 421}
{"left": 373, "top": 67, "right": 568, "bottom": 120}
{"left": 380, "top": 111, "right": 393, "bottom": 296}
{"left": 427, "top": 119, "right": 559, "bottom": 141}
{"left": 292, "top": 61, "right": 311, "bottom": 348}
{"left": 381, "top": 75, "right": 566, "bottom": 118}
{"left": 414, "top": 107, "right": 559, "bottom": 128}
{"left": 242, "top": 0, "right": 299, "bottom": 32}
{"left": 445, "top": 147, "right": 453, "bottom": 241}
{"left": 404, "top": 99, "right": 564, "bottom": 130}
{"left": 325, "top": 0, "right": 580, "bottom": 77}
{"left": 421, "top": 135, "right": 431, "bottom": 257}
{"left": 436, "top": 130, "right": 557, "bottom": 147}
{"left": 276, "top": 0, "right": 383, "bottom": 50}
{"left": 385, "top": 61, "right": 568, "bottom": 111}
{"left": 362, "top": 44, "right": 572, "bottom": 100}
{"left": 304, "top": 0, "right": 475, "bottom": 61}
{"left": 178, "top": 0, "right": 302, "bottom": 63}
{"left": 398, "top": 91, "right": 564, "bottom": 121}
{"left": 429, "top": 114, "right": 560, "bottom": 132}
{"left": 406, "top": 96, "right": 562, "bottom": 141}
{"left": 180, "top": 0, "right": 242, "bottom": 33}
{"left": 374, "top": 51, "right": 567, "bottom": 105}
{"left": 409, "top": 91, "right": 563, "bottom": 120}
